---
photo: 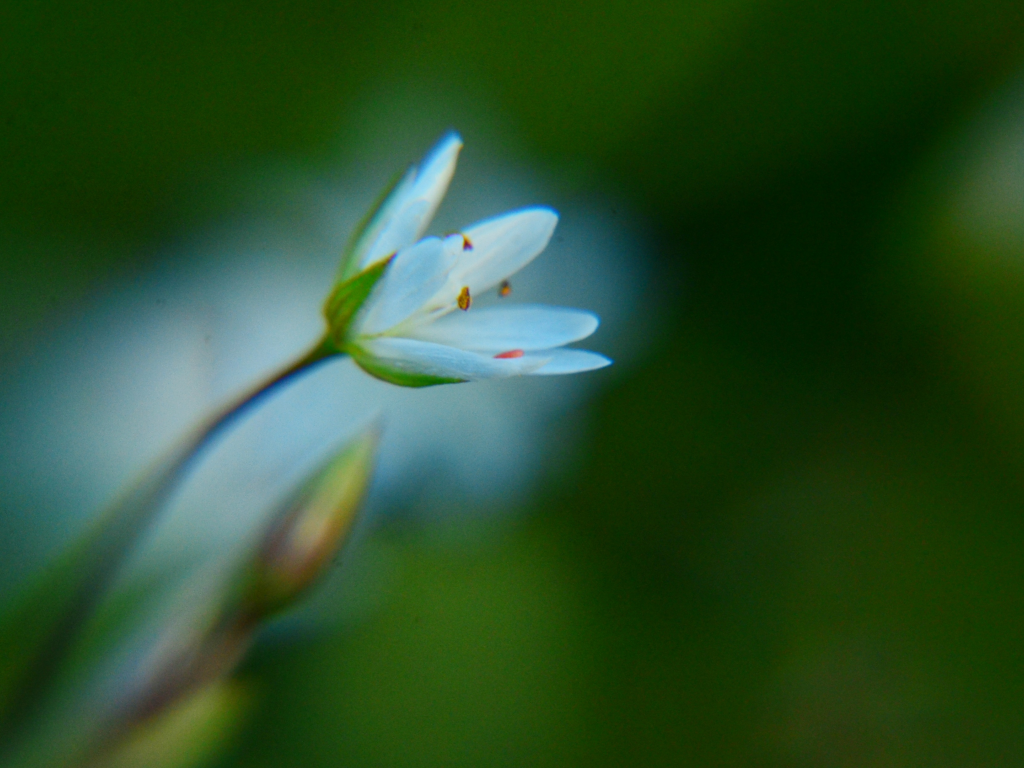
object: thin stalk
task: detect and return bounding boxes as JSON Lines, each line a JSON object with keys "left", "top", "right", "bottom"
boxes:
{"left": 1, "top": 336, "right": 339, "bottom": 736}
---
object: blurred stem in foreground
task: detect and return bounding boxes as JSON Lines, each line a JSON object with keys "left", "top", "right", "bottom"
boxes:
{"left": 0, "top": 335, "right": 341, "bottom": 738}
{"left": 8, "top": 424, "right": 379, "bottom": 768}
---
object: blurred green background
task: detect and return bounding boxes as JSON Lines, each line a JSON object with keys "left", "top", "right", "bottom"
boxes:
{"left": 4, "top": 0, "right": 1024, "bottom": 765}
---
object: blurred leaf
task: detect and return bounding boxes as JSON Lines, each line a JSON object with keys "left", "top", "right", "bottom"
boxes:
{"left": 878, "top": 76, "right": 1024, "bottom": 433}
{"left": 0, "top": 525, "right": 109, "bottom": 728}
{"left": 234, "top": 521, "right": 602, "bottom": 768}
{"left": 0, "top": 475, "right": 179, "bottom": 735}
{"left": 0, "top": 570, "right": 71, "bottom": 722}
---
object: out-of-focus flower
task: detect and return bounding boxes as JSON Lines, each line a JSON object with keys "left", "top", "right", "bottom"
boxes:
{"left": 240, "top": 423, "right": 379, "bottom": 619}
{"left": 323, "top": 132, "right": 611, "bottom": 387}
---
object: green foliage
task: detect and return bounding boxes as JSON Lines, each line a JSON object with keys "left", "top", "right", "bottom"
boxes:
{"left": 3, "top": 0, "right": 1024, "bottom": 765}
{"left": 0, "top": 529, "right": 100, "bottom": 728}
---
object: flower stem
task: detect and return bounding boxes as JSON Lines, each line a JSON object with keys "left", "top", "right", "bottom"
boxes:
{"left": 1, "top": 335, "right": 339, "bottom": 737}
{"left": 178, "top": 335, "right": 337, "bottom": 464}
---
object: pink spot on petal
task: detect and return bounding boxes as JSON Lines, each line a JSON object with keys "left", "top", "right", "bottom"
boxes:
{"left": 494, "top": 349, "right": 524, "bottom": 359}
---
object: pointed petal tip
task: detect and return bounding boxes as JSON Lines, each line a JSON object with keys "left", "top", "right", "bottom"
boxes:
{"left": 490, "top": 205, "right": 558, "bottom": 228}
{"left": 581, "top": 352, "right": 612, "bottom": 370}
{"left": 423, "top": 131, "right": 463, "bottom": 165}
{"left": 531, "top": 349, "right": 612, "bottom": 376}
{"left": 526, "top": 206, "right": 559, "bottom": 242}
{"left": 579, "top": 310, "right": 600, "bottom": 336}
{"left": 528, "top": 205, "right": 559, "bottom": 226}
{"left": 439, "top": 129, "right": 463, "bottom": 148}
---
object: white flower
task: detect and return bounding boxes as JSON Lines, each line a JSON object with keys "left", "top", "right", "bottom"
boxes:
{"left": 324, "top": 132, "right": 612, "bottom": 387}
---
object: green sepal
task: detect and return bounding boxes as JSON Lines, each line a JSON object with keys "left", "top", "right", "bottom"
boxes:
{"left": 347, "top": 346, "right": 465, "bottom": 388}
{"left": 323, "top": 257, "right": 393, "bottom": 348}
{"left": 337, "top": 167, "right": 410, "bottom": 282}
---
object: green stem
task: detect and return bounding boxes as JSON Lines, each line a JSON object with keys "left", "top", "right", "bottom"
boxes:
{"left": 1, "top": 335, "right": 340, "bottom": 736}
{"left": 172, "top": 335, "right": 337, "bottom": 469}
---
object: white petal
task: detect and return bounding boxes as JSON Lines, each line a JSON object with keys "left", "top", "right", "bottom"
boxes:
{"left": 526, "top": 348, "right": 612, "bottom": 375}
{"left": 358, "top": 132, "right": 463, "bottom": 269}
{"left": 405, "top": 131, "right": 462, "bottom": 229}
{"left": 452, "top": 208, "right": 558, "bottom": 295}
{"left": 356, "top": 337, "right": 548, "bottom": 380}
{"left": 406, "top": 304, "right": 599, "bottom": 352}
{"left": 361, "top": 199, "right": 429, "bottom": 267}
{"left": 356, "top": 237, "right": 460, "bottom": 336}
{"left": 346, "top": 169, "right": 416, "bottom": 274}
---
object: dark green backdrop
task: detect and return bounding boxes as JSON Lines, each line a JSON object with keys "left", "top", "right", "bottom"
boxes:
{"left": 3, "top": 0, "right": 1024, "bottom": 764}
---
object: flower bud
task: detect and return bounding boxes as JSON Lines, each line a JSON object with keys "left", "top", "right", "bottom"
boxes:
{"left": 241, "top": 424, "right": 380, "bottom": 619}
{"left": 87, "top": 429, "right": 379, "bottom": 755}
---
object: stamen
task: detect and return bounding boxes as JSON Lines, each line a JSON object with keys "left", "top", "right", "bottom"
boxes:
{"left": 457, "top": 286, "right": 472, "bottom": 311}
{"left": 461, "top": 234, "right": 473, "bottom": 251}
{"left": 498, "top": 280, "right": 511, "bottom": 297}
{"left": 494, "top": 349, "right": 524, "bottom": 359}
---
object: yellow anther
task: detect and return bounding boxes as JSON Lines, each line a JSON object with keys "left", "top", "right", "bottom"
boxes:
{"left": 498, "top": 280, "right": 511, "bottom": 297}
{"left": 457, "top": 286, "right": 472, "bottom": 311}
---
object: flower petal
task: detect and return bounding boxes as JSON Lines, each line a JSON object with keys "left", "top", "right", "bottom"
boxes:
{"left": 358, "top": 132, "right": 463, "bottom": 269}
{"left": 405, "top": 304, "right": 599, "bottom": 352}
{"left": 355, "top": 236, "right": 462, "bottom": 336}
{"left": 405, "top": 131, "right": 463, "bottom": 226}
{"left": 526, "top": 348, "right": 612, "bottom": 375}
{"left": 359, "top": 198, "right": 429, "bottom": 269}
{"left": 353, "top": 337, "right": 549, "bottom": 381}
{"left": 451, "top": 208, "right": 558, "bottom": 295}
